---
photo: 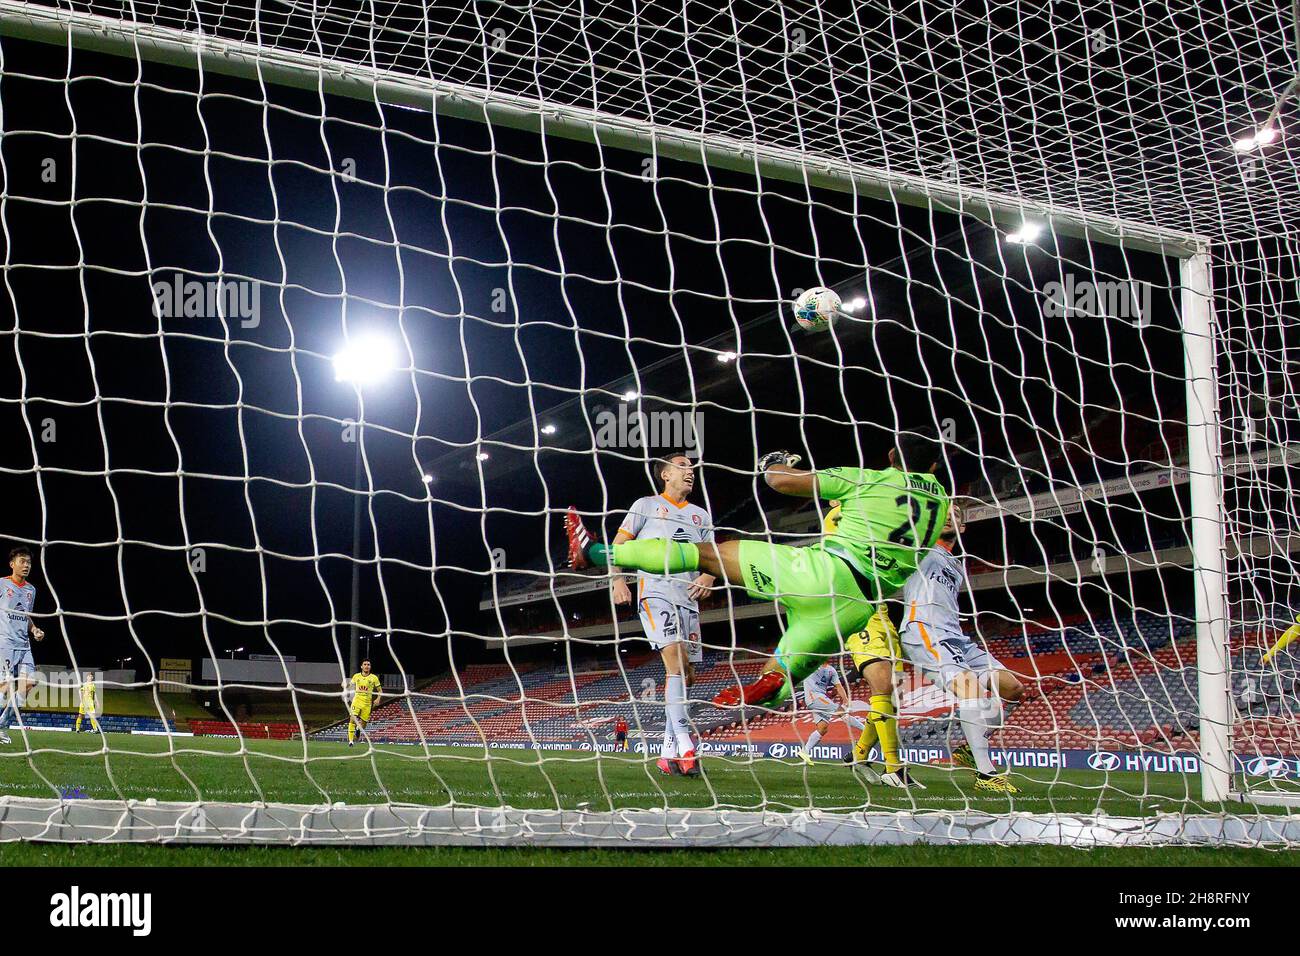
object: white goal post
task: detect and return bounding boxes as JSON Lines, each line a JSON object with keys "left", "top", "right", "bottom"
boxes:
{"left": 1180, "top": 252, "right": 1231, "bottom": 804}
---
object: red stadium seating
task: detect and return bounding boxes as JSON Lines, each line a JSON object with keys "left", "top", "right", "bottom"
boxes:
{"left": 191, "top": 720, "right": 299, "bottom": 740}
{"left": 311, "top": 614, "right": 1298, "bottom": 761}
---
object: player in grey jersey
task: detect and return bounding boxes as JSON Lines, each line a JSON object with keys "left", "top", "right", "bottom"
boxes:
{"left": 797, "top": 662, "right": 867, "bottom": 765}
{"left": 0, "top": 545, "right": 45, "bottom": 744}
{"left": 609, "top": 452, "right": 715, "bottom": 777}
{"left": 898, "top": 504, "right": 1024, "bottom": 793}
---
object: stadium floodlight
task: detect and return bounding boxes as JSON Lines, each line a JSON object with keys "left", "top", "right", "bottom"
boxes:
{"left": 622, "top": 390, "right": 639, "bottom": 401}
{"left": 1005, "top": 222, "right": 1044, "bottom": 244}
{"left": 332, "top": 333, "right": 399, "bottom": 387}
{"left": 333, "top": 332, "right": 397, "bottom": 675}
{"left": 477, "top": 452, "right": 490, "bottom": 462}
{"left": 421, "top": 473, "right": 434, "bottom": 484}
{"left": 540, "top": 423, "right": 557, "bottom": 435}
{"left": 1234, "top": 126, "right": 1281, "bottom": 152}
{"left": 717, "top": 351, "right": 737, "bottom": 363}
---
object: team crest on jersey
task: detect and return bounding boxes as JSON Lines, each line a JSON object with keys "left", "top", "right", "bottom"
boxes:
{"left": 656, "top": 506, "right": 668, "bottom": 518}
{"left": 692, "top": 514, "right": 701, "bottom": 525}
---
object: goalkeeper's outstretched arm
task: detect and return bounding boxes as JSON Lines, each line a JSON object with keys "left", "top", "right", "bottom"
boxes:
{"left": 758, "top": 450, "right": 816, "bottom": 497}
{"left": 1261, "top": 615, "right": 1300, "bottom": 666}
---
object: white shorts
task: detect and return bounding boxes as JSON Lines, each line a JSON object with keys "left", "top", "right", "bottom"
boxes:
{"left": 638, "top": 597, "right": 702, "bottom": 663}
{"left": 0, "top": 643, "right": 35, "bottom": 680}
{"left": 805, "top": 692, "right": 839, "bottom": 725}
{"left": 901, "top": 627, "right": 1002, "bottom": 690}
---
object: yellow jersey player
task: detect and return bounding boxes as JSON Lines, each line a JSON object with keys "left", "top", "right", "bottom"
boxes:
{"left": 75, "top": 674, "right": 100, "bottom": 733}
{"left": 824, "top": 500, "right": 916, "bottom": 788}
{"left": 1260, "top": 612, "right": 1300, "bottom": 667}
{"left": 841, "top": 606, "right": 914, "bottom": 785}
{"left": 347, "top": 659, "right": 382, "bottom": 747}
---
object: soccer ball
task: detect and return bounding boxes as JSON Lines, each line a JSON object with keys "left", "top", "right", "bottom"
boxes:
{"left": 793, "top": 287, "right": 841, "bottom": 331}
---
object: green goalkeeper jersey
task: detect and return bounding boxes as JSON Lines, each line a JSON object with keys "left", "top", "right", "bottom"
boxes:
{"left": 816, "top": 465, "right": 950, "bottom": 594}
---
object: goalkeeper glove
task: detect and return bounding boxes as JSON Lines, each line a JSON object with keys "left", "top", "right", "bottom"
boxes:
{"left": 757, "top": 450, "right": 802, "bottom": 473}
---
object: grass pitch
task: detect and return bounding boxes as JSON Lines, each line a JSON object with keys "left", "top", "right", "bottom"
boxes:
{"left": 0, "top": 730, "right": 1294, "bottom": 865}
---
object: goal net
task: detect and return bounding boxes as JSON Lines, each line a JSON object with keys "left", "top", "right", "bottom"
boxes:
{"left": 0, "top": 0, "right": 1295, "bottom": 847}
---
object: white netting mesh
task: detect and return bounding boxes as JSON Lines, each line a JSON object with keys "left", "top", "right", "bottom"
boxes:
{"left": 1220, "top": 234, "right": 1300, "bottom": 798}
{"left": 9, "top": 0, "right": 1295, "bottom": 238}
{"left": 0, "top": 0, "right": 1294, "bottom": 845}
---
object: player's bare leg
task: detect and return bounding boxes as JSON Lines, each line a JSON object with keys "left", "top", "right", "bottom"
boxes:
{"left": 952, "top": 668, "right": 1025, "bottom": 768}
{"left": 799, "top": 719, "right": 830, "bottom": 765}
{"left": 11, "top": 675, "right": 36, "bottom": 731}
{"left": 0, "top": 677, "right": 12, "bottom": 743}
{"left": 0, "top": 672, "right": 33, "bottom": 741}
{"left": 849, "top": 659, "right": 921, "bottom": 789}
{"left": 942, "top": 670, "right": 1021, "bottom": 794}
{"left": 659, "top": 641, "right": 702, "bottom": 777}
{"left": 994, "top": 669, "right": 1025, "bottom": 703}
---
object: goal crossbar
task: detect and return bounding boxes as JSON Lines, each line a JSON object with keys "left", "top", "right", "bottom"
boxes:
{"left": 0, "top": 0, "right": 1206, "bottom": 259}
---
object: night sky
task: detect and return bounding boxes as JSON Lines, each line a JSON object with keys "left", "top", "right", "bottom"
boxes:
{"left": 0, "top": 28, "right": 1218, "bottom": 685}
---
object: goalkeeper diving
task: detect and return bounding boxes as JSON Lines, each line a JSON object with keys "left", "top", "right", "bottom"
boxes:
{"left": 565, "top": 428, "right": 949, "bottom": 709}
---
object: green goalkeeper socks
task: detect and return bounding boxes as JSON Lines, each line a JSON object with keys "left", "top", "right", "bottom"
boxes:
{"left": 592, "top": 538, "right": 700, "bottom": 575}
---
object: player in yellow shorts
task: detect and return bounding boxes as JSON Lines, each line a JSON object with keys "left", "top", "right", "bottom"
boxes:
{"left": 819, "top": 501, "right": 918, "bottom": 787}
{"left": 347, "top": 659, "right": 382, "bottom": 747}
{"left": 841, "top": 605, "right": 920, "bottom": 787}
{"left": 74, "top": 674, "right": 100, "bottom": 733}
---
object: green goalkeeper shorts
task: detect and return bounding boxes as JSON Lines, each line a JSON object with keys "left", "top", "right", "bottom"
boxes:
{"left": 737, "top": 540, "right": 878, "bottom": 645}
